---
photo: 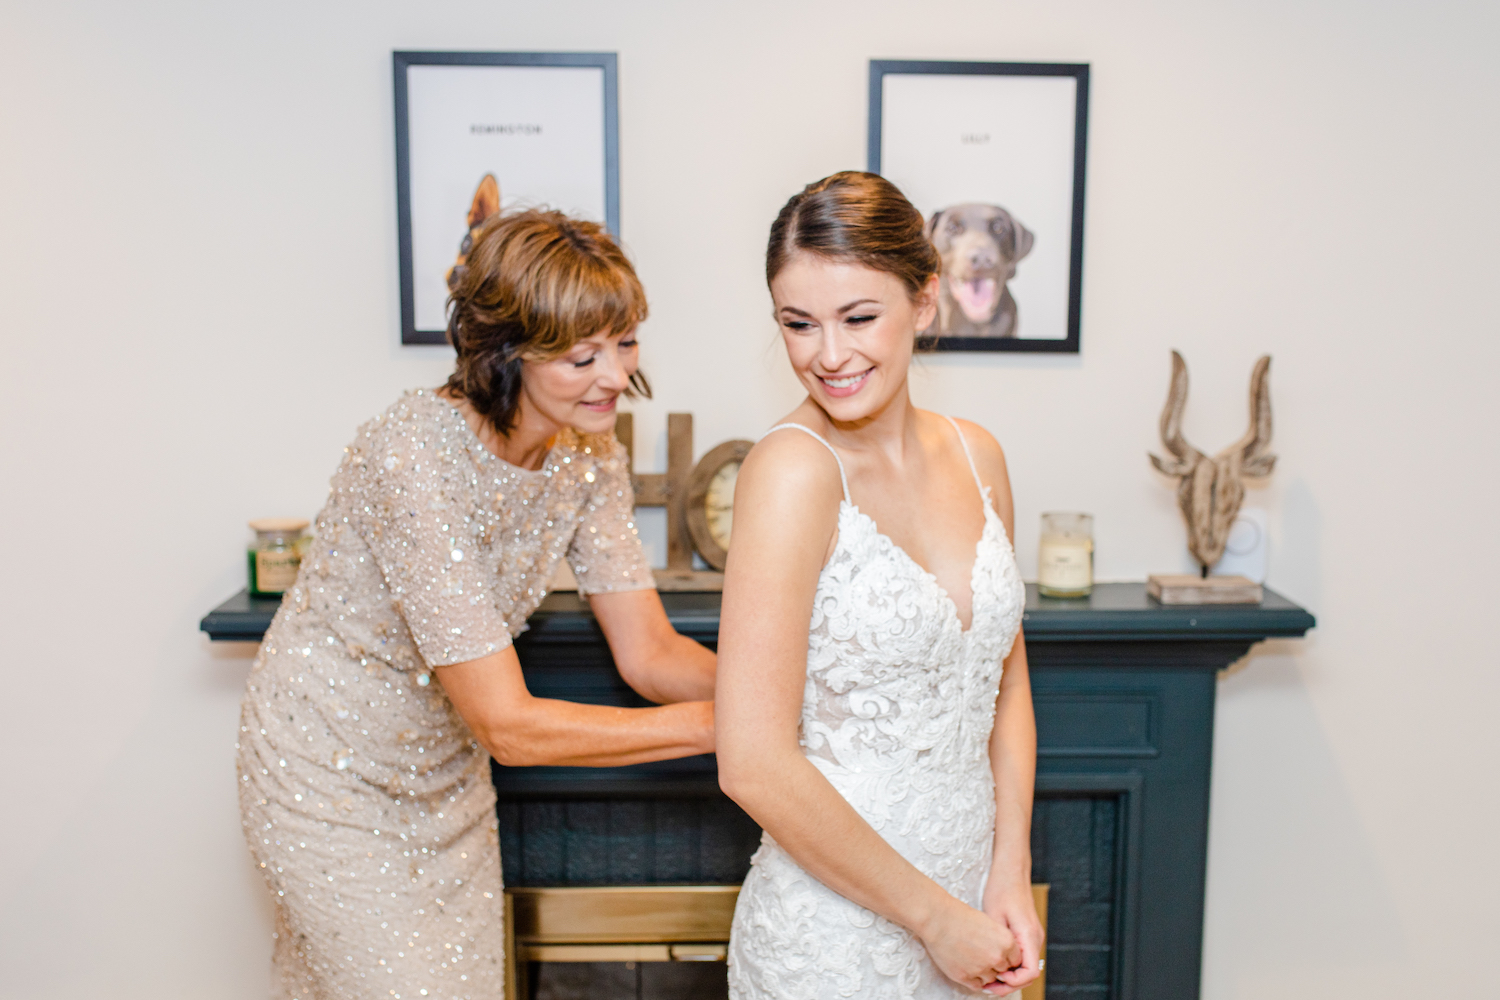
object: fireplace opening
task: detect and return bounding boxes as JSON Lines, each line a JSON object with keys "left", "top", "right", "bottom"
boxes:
{"left": 497, "top": 793, "right": 1067, "bottom": 1000}
{"left": 1031, "top": 794, "right": 1122, "bottom": 995}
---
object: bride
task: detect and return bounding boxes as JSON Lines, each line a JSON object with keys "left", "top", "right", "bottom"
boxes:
{"left": 717, "top": 171, "right": 1043, "bottom": 998}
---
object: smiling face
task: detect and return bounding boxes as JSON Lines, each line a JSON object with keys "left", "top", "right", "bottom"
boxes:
{"left": 771, "top": 254, "right": 938, "bottom": 424}
{"left": 518, "top": 327, "right": 640, "bottom": 436}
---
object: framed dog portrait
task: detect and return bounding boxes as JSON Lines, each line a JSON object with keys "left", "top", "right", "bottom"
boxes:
{"left": 869, "top": 61, "right": 1089, "bottom": 353}
{"left": 393, "top": 52, "right": 619, "bottom": 345}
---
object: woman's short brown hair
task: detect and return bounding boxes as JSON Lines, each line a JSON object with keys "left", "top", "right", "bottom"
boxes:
{"left": 444, "top": 209, "right": 650, "bottom": 433}
{"left": 765, "top": 171, "right": 941, "bottom": 295}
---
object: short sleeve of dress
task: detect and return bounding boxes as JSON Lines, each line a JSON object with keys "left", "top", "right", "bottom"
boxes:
{"left": 567, "top": 436, "right": 657, "bottom": 596}
{"left": 361, "top": 427, "right": 514, "bottom": 668}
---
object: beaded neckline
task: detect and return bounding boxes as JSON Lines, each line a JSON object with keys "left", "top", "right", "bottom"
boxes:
{"left": 422, "top": 389, "right": 556, "bottom": 476}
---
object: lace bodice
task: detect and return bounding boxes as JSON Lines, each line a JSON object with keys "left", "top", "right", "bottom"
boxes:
{"left": 729, "top": 418, "right": 1026, "bottom": 1000}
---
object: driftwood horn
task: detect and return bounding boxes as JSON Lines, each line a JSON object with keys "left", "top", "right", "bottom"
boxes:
{"left": 1232, "top": 355, "right": 1276, "bottom": 477}
{"left": 1150, "top": 351, "right": 1277, "bottom": 573}
{"left": 1150, "top": 350, "right": 1205, "bottom": 477}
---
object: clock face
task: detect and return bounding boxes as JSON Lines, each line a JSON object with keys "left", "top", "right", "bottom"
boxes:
{"left": 705, "top": 461, "right": 740, "bottom": 552}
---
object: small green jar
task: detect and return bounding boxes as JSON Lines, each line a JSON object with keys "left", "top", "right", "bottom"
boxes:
{"left": 248, "top": 518, "right": 309, "bottom": 597}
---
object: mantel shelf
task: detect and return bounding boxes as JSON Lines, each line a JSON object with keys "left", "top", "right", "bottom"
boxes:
{"left": 200, "top": 581, "right": 1314, "bottom": 645}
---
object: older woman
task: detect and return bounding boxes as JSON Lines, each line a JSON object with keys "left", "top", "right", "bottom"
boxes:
{"left": 237, "top": 209, "right": 715, "bottom": 999}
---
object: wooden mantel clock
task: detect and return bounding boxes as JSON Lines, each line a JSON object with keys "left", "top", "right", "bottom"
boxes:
{"left": 614, "top": 412, "right": 750, "bottom": 592}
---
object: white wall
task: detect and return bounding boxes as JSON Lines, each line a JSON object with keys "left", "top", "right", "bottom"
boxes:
{"left": 2, "top": 0, "right": 1496, "bottom": 996}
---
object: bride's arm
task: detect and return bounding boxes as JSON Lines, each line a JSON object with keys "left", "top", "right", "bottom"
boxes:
{"left": 960, "top": 419, "right": 1044, "bottom": 996}
{"left": 716, "top": 432, "right": 1019, "bottom": 992}
{"left": 981, "top": 633, "right": 1043, "bottom": 995}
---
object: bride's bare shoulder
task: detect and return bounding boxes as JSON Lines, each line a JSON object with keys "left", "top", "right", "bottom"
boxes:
{"left": 720, "top": 420, "right": 844, "bottom": 573}
{"left": 740, "top": 421, "right": 843, "bottom": 503}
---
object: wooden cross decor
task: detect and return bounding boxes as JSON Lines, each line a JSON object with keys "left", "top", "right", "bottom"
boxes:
{"left": 614, "top": 412, "right": 727, "bottom": 592}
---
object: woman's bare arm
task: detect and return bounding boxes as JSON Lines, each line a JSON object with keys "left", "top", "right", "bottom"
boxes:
{"left": 436, "top": 646, "right": 713, "bottom": 767}
{"left": 716, "top": 431, "right": 1018, "bottom": 991}
{"left": 589, "top": 588, "right": 716, "bottom": 703}
{"left": 958, "top": 419, "right": 1044, "bottom": 995}
{"left": 982, "top": 633, "right": 1043, "bottom": 995}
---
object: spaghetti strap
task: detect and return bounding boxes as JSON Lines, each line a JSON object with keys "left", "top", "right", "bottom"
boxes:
{"left": 763, "top": 423, "right": 851, "bottom": 504}
{"left": 944, "top": 415, "right": 986, "bottom": 498}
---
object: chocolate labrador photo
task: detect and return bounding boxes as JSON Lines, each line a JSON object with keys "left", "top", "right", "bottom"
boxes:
{"left": 926, "top": 203, "right": 1034, "bottom": 338}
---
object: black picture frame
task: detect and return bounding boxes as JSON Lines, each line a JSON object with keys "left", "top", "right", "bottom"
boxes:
{"left": 868, "top": 60, "right": 1089, "bottom": 354}
{"left": 393, "top": 51, "right": 620, "bottom": 345}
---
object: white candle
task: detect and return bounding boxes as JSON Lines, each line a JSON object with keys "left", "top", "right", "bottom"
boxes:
{"left": 1038, "top": 512, "right": 1094, "bottom": 598}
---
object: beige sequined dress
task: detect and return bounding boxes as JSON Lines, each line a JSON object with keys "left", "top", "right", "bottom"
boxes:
{"left": 237, "top": 389, "right": 653, "bottom": 999}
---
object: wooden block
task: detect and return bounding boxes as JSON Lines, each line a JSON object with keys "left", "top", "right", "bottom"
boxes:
{"left": 1023, "top": 883, "right": 1049, "bottom": 1000}
{"left": 509, "top": 885, "right": 740, "bottom": 944}
{"left": 504, "top": 893, "right": 518, "bottom": 1000}
{"left": 609, "top": 411, "right": 707, "bottom": 579}
{"left": 632, "top": 472, "right": 669, "bottom": 507}
{"left": 519, "top": 943, "right": 673, "bottom": 963}
{"left": 1147, "top": 574, "right": 1263, "bottom": 605}
{"left": 652, "top": 569, "right": 725, "bottom": 592}
{"left": 666, "top": 413, "right": 694, "bottom": 571}
{"left": 614, "top": 412, "right": 634, "bottom": 465}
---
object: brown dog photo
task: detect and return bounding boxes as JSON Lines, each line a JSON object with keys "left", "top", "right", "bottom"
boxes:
{"left": 926, "top": 203, "right": 1034, "bottom": 338}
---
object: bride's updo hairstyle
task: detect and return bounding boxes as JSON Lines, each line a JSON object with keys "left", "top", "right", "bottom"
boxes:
{"left": 765, "top": 171, "right": 941, "bottom": 296}
{"left": 445, "top": 208, "right": 651, "bottom": 433}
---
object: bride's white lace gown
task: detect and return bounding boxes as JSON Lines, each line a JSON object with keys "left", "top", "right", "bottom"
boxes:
{"left": 728, "top": 419, "right": 1027, "bottom": 999}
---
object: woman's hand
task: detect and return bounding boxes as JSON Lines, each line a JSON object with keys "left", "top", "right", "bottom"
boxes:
{"left": 916, "top": 895, "right": 1022, "bottom": 994}
{"left": 979, "top": 879, "right": 1045, "bottom": 995}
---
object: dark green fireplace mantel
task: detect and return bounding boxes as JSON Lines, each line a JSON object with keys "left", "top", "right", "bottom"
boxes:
{"left": 202, "top": 583, "right": 1314, "bottom": 1000}
{"left": 200, "top": 581, "right": 1313, "bottom": 646}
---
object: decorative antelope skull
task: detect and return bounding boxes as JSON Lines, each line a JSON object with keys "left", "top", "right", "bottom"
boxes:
{"left": 1150, "top": 351, "right": 1276, "bottom": 573}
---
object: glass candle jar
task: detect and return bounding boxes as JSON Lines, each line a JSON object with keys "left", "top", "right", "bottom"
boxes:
{"left": 248, "top": 518, "right": 309, "bottom": 597}
{"left": 1037, "top": 512, "right": 1094, "bottom": 598}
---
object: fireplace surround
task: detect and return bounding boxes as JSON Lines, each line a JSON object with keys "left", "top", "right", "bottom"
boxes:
{"left": 204, "top": 582, "right": 1313, "bottom": 999}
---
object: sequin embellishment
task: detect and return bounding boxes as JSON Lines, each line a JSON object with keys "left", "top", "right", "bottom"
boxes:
{"left": 236, "top": 389, "right": 653, "bottom": 998}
